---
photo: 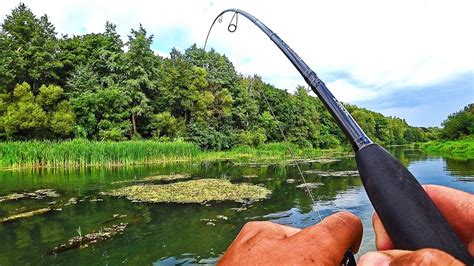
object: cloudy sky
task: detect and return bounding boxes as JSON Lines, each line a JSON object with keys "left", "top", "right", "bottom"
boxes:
{"left": 1, "top": 0, "right": 472, "bottom": 127}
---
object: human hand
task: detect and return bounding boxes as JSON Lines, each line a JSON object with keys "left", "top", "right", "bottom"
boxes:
{"left": 359, "top": 185, "right": 474, "bottom": 265}
{"left": 218, "top": 211, "right": 363, "bottom": 265}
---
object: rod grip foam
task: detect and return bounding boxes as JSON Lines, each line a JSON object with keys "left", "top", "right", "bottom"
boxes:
{"left": 356, "top": 144, "right": 473, "bottom": 264}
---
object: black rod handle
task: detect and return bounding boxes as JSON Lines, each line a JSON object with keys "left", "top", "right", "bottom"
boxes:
{"left": 356, "top": 144, "right": 473, "bottom": 264}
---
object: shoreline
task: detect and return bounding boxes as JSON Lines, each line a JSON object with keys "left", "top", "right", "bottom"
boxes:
{"left": 0, "top": 140, "right": 347, "bottom": 171}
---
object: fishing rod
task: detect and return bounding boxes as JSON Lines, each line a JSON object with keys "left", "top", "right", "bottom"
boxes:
{"left": 204, "top": 9, "right": 473, "bottom": 264}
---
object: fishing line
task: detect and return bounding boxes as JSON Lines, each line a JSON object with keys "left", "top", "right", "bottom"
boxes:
{"left": 205, "top": 11, "right": 323, "bottom": 222}
{"left": 256, "top": 81, "right": 323, "bottom": 222}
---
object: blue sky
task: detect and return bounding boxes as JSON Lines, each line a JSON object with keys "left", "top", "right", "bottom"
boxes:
{"left": 1, "top": 0, "right": 472, "bottom": 127}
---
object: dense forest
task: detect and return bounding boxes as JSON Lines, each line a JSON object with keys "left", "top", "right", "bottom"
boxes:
{"left": 0, "top": 4, "right": 441, "bottom": 150}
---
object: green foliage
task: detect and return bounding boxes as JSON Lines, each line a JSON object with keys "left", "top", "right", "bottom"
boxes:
{"left": 238, "top": 129, "right": 267, "bottom": 146}
{"left": 151, "top": 111, "right": 182, "bottom": 140}
{"left": 420, "top": 138, "right": 474, "bottom": 159}
{"left": 70, "top": 87, "right": 131, "bottom": 140}
{"left": 441, "top": 104, "right": 473, "bottom": 140}
{"left": 0, "top": 3, "right": 62, "bottom": 91}
{"left": 0, "top": 3, "right": 443, "bottom": 151}
{"left": 0, "top": 82, "right": 74, "bottom": 139}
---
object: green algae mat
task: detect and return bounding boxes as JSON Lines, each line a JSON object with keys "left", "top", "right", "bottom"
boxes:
{"left": 104, "top": 178, "right": 271, "bottom": 203}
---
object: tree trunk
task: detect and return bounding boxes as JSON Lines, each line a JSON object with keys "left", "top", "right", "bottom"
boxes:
{"left": 131, "top": 113, "right": 137, "bottom": 137}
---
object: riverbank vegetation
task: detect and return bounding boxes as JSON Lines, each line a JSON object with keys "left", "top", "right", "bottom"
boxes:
{"left": 0, "top": 4, "right": 436, "bottom": 151}
{"left": 419, "top": 105, "right": 474, "bottom": 158}
{"left": 420, "top": 138, "right": 474, "bottom": 159}
{"left": 0, "top": 140, "right": 345, "bottom": 169}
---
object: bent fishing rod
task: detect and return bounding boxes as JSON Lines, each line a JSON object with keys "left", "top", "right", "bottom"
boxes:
{"left": 205, "top": 9, "right": 473, "bottom": 264}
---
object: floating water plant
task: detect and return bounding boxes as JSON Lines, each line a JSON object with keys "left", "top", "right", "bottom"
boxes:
{"left": 142, "top": 173, "right": 191, "bottom": 182}
{"left": 112, "top": 174, "right": 191, "bottom": 184}
{"left": 241, "top": 174, "right": 258, "bottom": 179}
{"left": 48, "top": 223, "right": 128, "bottom": 254}
{"left": 304, "top": 170, "right": 359, "bottom": 177}
{"left": 296, "top": 183, "right": 324, "bottom": 189}
{"left": 103, "top": 178, "right": 270, "bottom": 204}
{"left": 0, "top": 189, "right": 60, "bottom": 202}
{"left": 0, "top": 207, "right": 60, "bottom": 223}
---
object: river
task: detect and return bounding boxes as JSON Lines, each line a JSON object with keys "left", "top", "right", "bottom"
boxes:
{"left": 0, "top": 147, "right": 472, "bottom": 265}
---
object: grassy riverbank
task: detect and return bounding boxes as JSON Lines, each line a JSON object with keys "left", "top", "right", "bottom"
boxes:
{"left": 0, "top": 140, "right": 344, "bottom": 169}
{"left": 419, "top": 138, "right": 474, "bottom": 159}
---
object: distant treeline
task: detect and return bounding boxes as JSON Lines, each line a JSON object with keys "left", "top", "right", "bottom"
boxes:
{"left": 0, "top": 4, "right": 441, "bottom": 149}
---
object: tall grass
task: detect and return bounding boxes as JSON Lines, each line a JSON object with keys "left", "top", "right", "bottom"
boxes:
{"left": 0, "top": 140, "right": 345, "bottom": 169}
{"left": 0, "top": 139, "right": 201, "bottom": 169}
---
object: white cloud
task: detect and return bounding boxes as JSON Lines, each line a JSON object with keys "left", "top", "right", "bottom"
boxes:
{"left": 1, "top": 0, "right": 473, "bottom": 126}
{"left": 326, "top": 79, "right": 377, "bottom": 103}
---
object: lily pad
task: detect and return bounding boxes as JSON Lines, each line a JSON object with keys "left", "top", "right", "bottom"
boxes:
{"left": 103, "top": 178, "right": 270, "bottom": 204}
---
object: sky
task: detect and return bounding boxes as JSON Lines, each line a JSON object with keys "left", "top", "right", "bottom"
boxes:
{"left": 1, "top": 0, "right": 473, "bottom": 127}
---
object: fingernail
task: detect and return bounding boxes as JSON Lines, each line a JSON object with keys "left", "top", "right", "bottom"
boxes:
{"left": 358, "top": 251, "right": 391, "bottom": 266}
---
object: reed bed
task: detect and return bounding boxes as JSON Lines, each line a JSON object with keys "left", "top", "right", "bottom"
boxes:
{"left": 0, "top": 139, "right": 201, "bottom": 169}
{"left": 0, "top": 140, "right": 343, "bottom": 169}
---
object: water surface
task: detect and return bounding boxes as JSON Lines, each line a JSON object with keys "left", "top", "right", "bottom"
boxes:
{"left": 0, "top": 148, "right": 472, "bottom": 265}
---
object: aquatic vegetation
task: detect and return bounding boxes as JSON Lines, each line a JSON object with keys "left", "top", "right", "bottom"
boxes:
{"left": 103, "top": 178, "right": 271, "bottom": 204}
{"left": 76, "top": 227, "right": 82, "bottom": 238}
{"left": 0, "top": 189, "right": 60, "bottom": 202}
{"left": 296, "top": 183, "right": 324, "bottom": 189}
{"left": 0, "top": 207, "right": 59, "bottom": 223}
{"left": 312, "top": 158, "right": 340, "bottom": 164}
{"left": 0, "top": 139, "right": 200, "bottom": 169}
{"left": 111, "top": 174, "right": 191, "bottom": 185}
{"left": 285, "top": 158, "right": 341, "bottom": 165}
{"left": 0, "top": 139, "right": 346, "bottom": 169}
{"left": 304, "top": 170, "right": 359, "bottom": 177}
{"left": 241, "top": 174, "right": 258, "bottom": 178}
{"left": 142, "top": 173, "right": 191, "bottom": 182}
{"left": 49, "top": 223, "right": 128, "bottom": 254}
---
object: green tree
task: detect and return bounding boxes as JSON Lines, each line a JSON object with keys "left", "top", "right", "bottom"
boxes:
{"left": 122, "top": 25, "right": 160, "bottom": 138}
{"left": 441, "top": 104, "right": 474, "bottom": 139}
{"left": 151, "top": 111, "right": 184, "bottom": 140}
{"left": 70, "top": 87, "right": 131, "bottom": 140}
{"left": 0, "top": 82, "right": 74, "bottom": 139}
{"left": 0, "top": 4, "right": 62, "bottom": 91}
{"left": 59, "top": 21, "right": 124, "bottom": 89}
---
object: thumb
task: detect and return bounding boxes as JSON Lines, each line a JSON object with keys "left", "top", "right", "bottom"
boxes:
{"left": 358, "top": 248, "right": 463, "bottom": 266}
{"left": 290, "top": 211, "right": 363, "bottom": 263}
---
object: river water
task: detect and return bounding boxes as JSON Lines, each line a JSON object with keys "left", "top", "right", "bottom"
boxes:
{"left": 0, "top": 147, "right": 472, "bottom": 265}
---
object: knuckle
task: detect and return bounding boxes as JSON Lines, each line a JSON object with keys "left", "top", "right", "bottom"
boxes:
{"left": 415, "top": 249, "right": 456, "bottom": 264}
{"left": 241, "top": 221, "right": 270, "bottom": 232}
{"left": 334, "top": 211, "right": 362, "bottom": 226}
